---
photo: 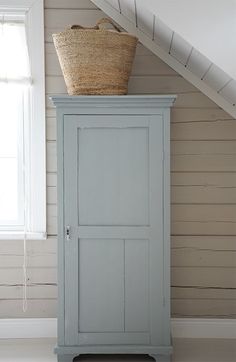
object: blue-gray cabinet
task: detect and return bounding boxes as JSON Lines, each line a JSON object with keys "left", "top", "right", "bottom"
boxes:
{"left": 51, "top": 95, "right": 176, "bottom": 362}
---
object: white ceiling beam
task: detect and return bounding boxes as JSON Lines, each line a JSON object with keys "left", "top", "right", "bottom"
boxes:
{"left": 91, "top": 0, "right": 236, "bottom": 118}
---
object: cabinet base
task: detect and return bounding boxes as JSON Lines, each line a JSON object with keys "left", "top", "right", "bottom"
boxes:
{"left": 55, "top": 346, "right": 172, "bottom": 362}
{"left": 57, "top": 355, "right": 77, "bottom": 362}
{"left": 57, "top": 354, "right": 171, "bottom": 362}
{"left": 149, "top": 354, "right": 171, "bottom": 362}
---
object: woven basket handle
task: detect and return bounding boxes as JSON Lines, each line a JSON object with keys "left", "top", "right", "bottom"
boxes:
{"left": 95, "top": 18, "right": 121, "bottom": 32}
{"left": 70, "top": 25, "right": 85, "bottom": 29}
{"left": 69, "top": 18, "right": 121, "bottom": 32}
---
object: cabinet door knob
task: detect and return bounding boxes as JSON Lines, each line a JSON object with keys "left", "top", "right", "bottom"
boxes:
{"left": 66, "top": 225, "right": 71, "bottom": 241}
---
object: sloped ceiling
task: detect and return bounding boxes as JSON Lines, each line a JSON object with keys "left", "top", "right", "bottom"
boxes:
{"left": 91, "top": 0, "right": 236, "bottom": 118}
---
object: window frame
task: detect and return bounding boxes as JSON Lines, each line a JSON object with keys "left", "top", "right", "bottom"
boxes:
{"left": 0, "top": 0, "right": 46, "bottom": 240}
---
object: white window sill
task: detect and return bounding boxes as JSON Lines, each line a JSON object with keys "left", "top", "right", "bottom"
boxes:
{"left": 0, "top": 231, "right": 47, "bottom": 240}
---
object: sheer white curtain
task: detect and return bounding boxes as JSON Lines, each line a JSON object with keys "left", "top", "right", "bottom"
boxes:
{"left": 0, "top": 14, "right": 31, "bottom": 312}
{"left": 0, "top": 15, "right": 31, "bottom": 83}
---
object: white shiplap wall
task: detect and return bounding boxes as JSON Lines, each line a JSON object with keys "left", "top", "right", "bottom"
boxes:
{"left": 0, "top": 0, "right": 235, "bottom": 318}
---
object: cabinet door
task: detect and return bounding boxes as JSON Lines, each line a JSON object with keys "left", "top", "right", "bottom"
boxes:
{"left": 63, "top": 115, "right": 165, "bottom": 346}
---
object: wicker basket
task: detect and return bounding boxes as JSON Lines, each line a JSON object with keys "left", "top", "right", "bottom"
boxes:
{"left": 52, "top": 18, "right": 138, "bottom": 95}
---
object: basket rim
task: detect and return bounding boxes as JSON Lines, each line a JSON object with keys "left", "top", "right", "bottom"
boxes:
{"left": 52, "top": 28, "right": 138, "bottom": 40}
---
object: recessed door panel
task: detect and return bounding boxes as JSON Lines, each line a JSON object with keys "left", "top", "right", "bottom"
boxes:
{"left": 78, "top": 239, "right": 124, "bottom": 333}
{"left": 125, "top": 239, "right": 149, "bottom": 332}
{"left": 78, "top": 127, "right": 149, "bottom": 226}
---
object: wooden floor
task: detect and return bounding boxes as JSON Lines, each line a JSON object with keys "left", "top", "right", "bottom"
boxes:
{"left": 0, "top": 338, "right": 235, "bottom": 362}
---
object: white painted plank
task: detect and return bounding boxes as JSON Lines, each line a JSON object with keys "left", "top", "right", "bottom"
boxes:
{"left": 46, "top": 141, "right": 57, "bottom": 173}
{"left": 172, "top": 267, "right": 236, "bottom": 288}
{"left": 172, "top": 185, "right": 236, "bottom": 204}
{"left": 171, "top": 172, "right": 236, "bottom": 188}
{"left": 172, "top": 299, "right": 236, "bottom": 317}
{"left": 172, "top": 140, "right": 236, "bottom": 155}
{"left": 47, "top": 173, "right": 57, "bottom": 187}
{"left": 45, "top": 9, "right": 104, "bottom": 29}
{"left": 46, "top": 108, "right": 56, "bottom": 118}
{"left": 172, "top": 205, "right": 236, "bottom": 223}
{"left": 0, "top": 238, "right": 57, "bottom": 254}
{"left": 203, "top": 65, "right": 231, "bottom": 92}
{"left": 47, "top": 186, "right": 57, "bottom": 204}
{"left": 173, "top": 93, "right": 220, "bottom": 109}
{"left": 171, "top": 235, "right": 236, "bottom": 251}
{"left": 46, "top": 117, "right": 56, "bottom": 141}
{"left": 172, "top": 287, "right": 236, "bottom": 300}
{"left": 187, "top": 48, "right": 212, "bottom": 79}
{"left": 0, "top": 253, "right": 56, "bottom": 268}
{"left": 171, "top": 108, "right": 233, "bottom": 123}
{"left": 47, "top": 205, "right": 57, "bottom": 233}
{"left": 154, "top": 17, "right": 173, "bottom": 53}
{"left": 128, "top": 75, "right": 197, "bottom": 93}
{"left": 0, "top": 300, "right": 57, "bottom": 318}
{"left": 119, "top": 0, "right": 136, "bottom": 24}
{"left": 0, "top": 285, "right": 57, "bottom": 299}
{"left": 171, "top": 154, "right": 236, "bottom": 172}
{"left": 0, "top": 268, "right": 57, "bottom": 285}
{"left": 170, "top": 33, "right": 192, "bottom": 66}
{"left": 219, "top": 80, "right": 236, "bottom": 105}
{"left": 171, "top": 120, "right": 236, "bottom": 140}
{"left": 172, "top": 221, "right": 236, "bottom": 236}
{"left": 136, "top": 1, "right": 154, "bottom": 38}
{"left": 172, "top": 249, "right": 236, "bottom": 267}
{"left": 105, "top": 0, "right": 120, "bottom": 11}
{"left": 45, "top": 74, "right": 197, "bottom": 95}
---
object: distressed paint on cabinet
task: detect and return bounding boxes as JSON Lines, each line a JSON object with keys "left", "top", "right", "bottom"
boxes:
{"left": 51, "top": 95, "right": 175, "bottom": 361}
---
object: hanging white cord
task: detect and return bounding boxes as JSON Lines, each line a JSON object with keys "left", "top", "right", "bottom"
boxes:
{"left": 23, "top": 232, "right": 27, "bottom": 312}
{"left": 22, "top": 87, "right": 28, "bottom": 313}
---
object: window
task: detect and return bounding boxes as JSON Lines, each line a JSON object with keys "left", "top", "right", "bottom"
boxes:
{"left": 0, "top": 0, "right": 46, "bottom": 239}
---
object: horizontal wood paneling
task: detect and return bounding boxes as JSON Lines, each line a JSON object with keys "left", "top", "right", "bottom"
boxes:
{"left": 172, "top": 185, "right": 236, "bottom": 204}
{"left": 171, "top": 120, "right": 236, "bottom": 140}
{"left": 45, "top": 74, "right": 197, "bottom": 95}
{"left": 45, "top": 9, "right": 103, "bottom": 28}
{"left": 172, "top": 299, "right": 236, "bottom": 317}
{"left": 172, "top": 287, "right": 236, "bottom": 300}
{"left": 0, "top": 268, "right": 57, "bottom": 285}
{"left": 171, "top": 235, "right": 236, "bottom": 250}
{"left": 172, "top": 267, "right": 236, "bottom": 288}
{"left": 1, "top": 0, "right": 235, "bottom": 319}
{"left": 0, "top": 300, "right": 57, "bottom": 318}
{"left": 172, "top": 140, "right": 236, "bottom": 154}
{"left": 172, "top": 154, "right": 236, "bottom": 172}
{"left": 172, "top": 249, "right": 236, "bottom": 267}
{"left": 171, "top": 108, "right": 233, "bottom": 123}
{"left": 0, "top": 285, "right": 57, "bottom": 299}
{"left": 172, "top": 221, "right": 236, "bottom": 236}
{"left": 172, "top": 205, "right": 236, "bottom": 222}
{"left": 171, "top": 172, "right": 236, "bottom": 187}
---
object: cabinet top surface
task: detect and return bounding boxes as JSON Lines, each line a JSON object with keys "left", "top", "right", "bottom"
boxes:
{"left": 50, "top": 94, "right": 176, "bottom": 108}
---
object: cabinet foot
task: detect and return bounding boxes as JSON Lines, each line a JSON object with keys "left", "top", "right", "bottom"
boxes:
{"left": 149, "top": 354, "right": 171, "bottom": 362}
{"left": 57, "top": 354, "right": 78, "bottom": 362}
